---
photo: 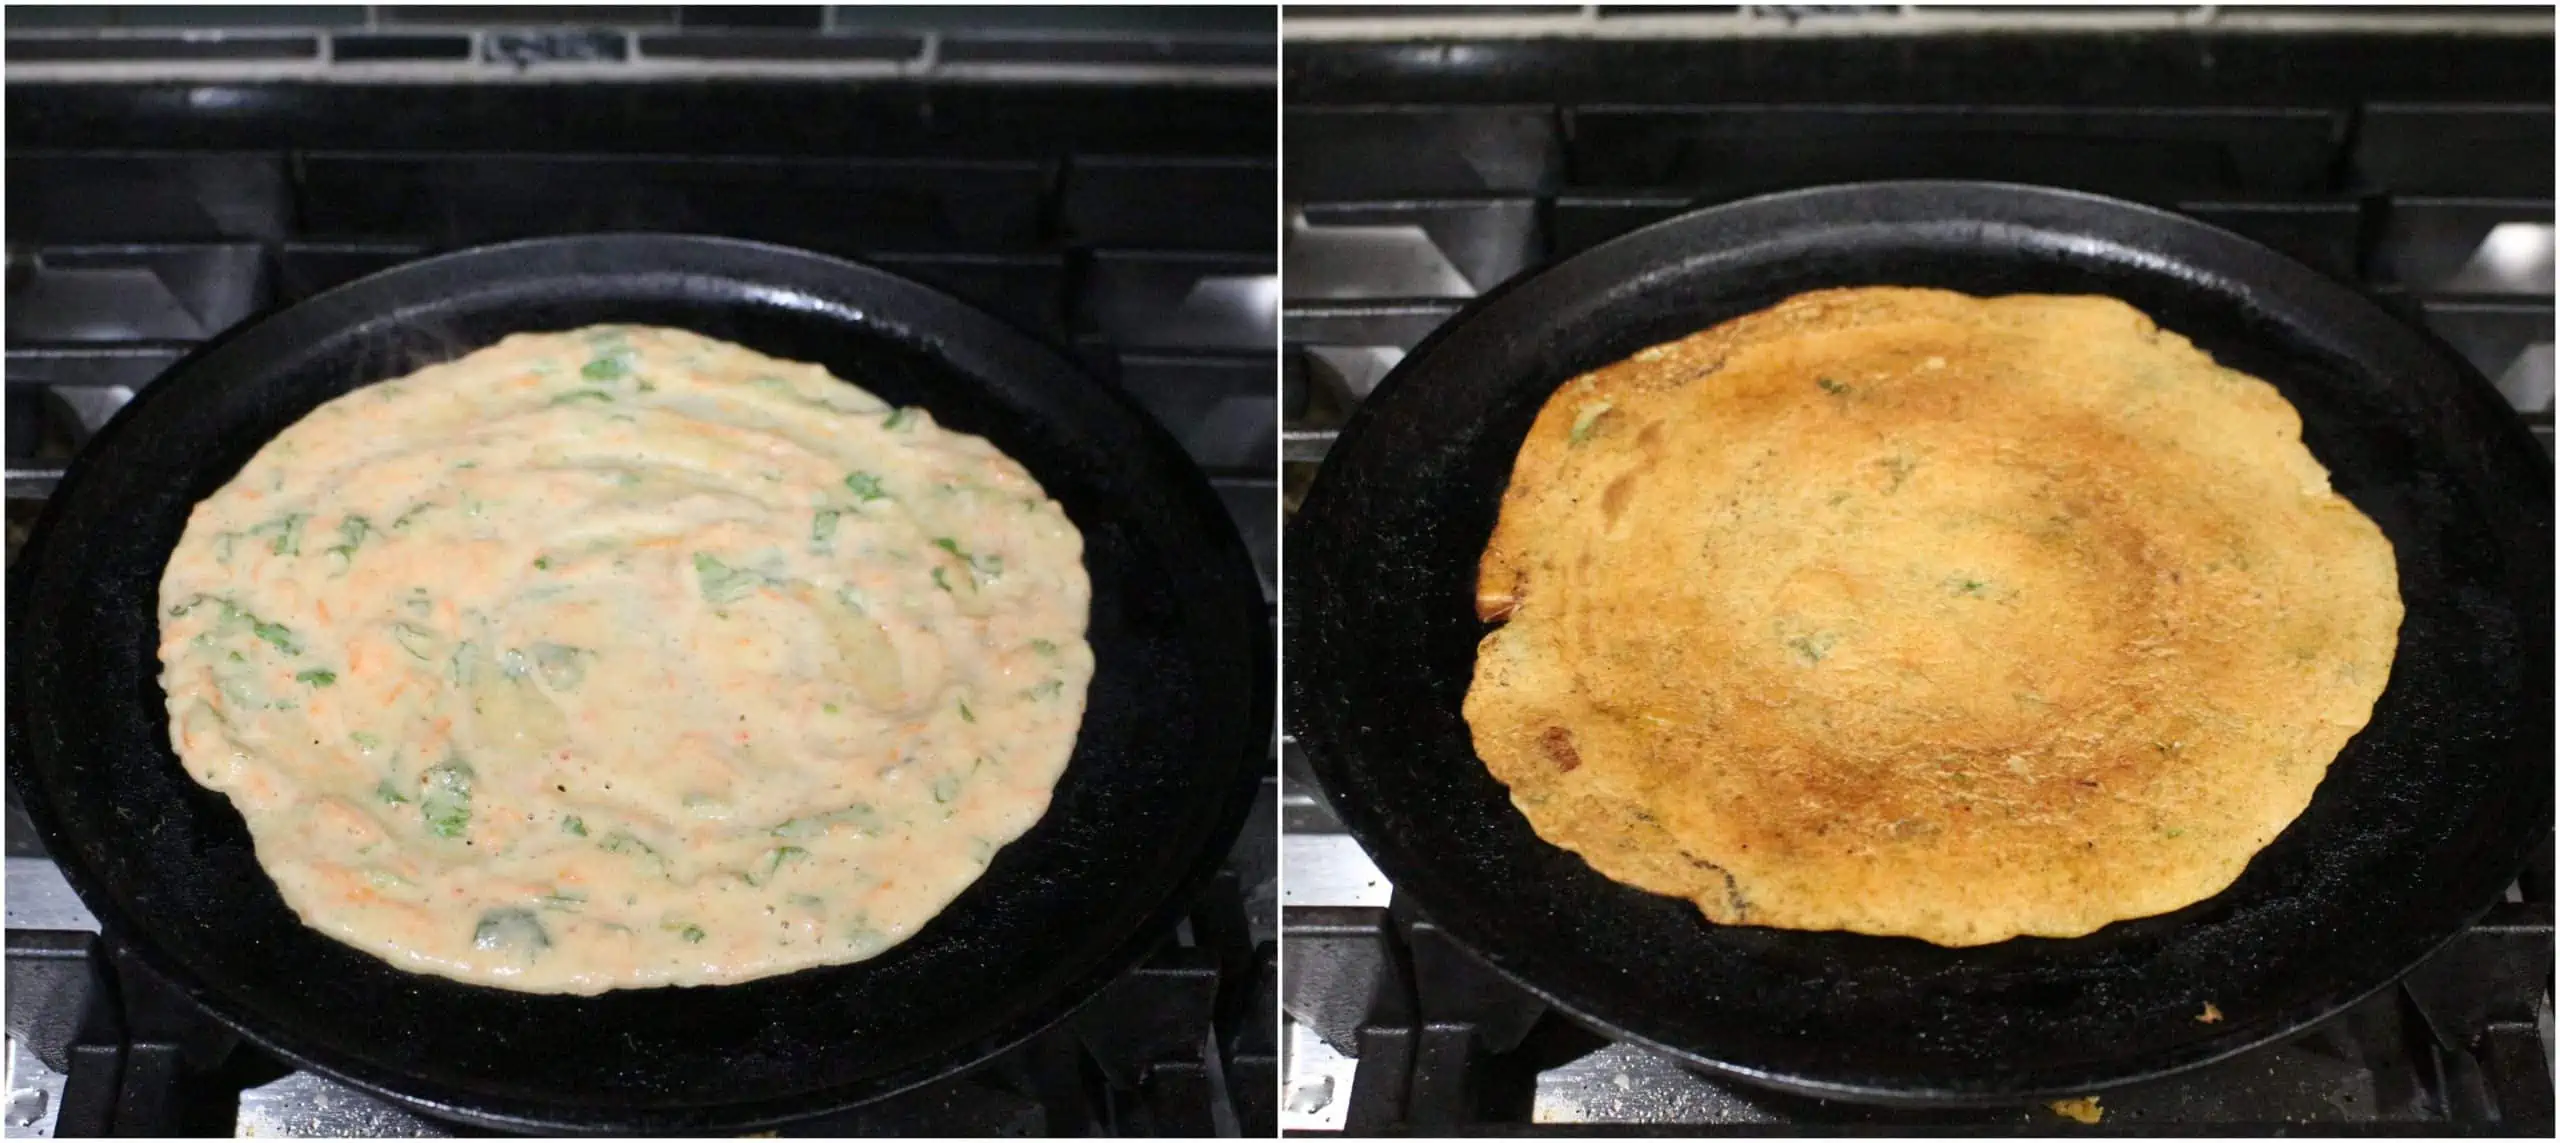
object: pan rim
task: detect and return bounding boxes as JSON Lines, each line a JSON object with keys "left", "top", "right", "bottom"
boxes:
{"left": 8, "top": 232, "right": 1274, "bottom": 1132}
{"left": 1286, "top": 178, "right": 2553, "bottom": 1106}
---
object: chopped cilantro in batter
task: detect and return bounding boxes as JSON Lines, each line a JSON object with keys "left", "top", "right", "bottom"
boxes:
{"left": 419, "top": 760, "right": 474, "bottom": 839}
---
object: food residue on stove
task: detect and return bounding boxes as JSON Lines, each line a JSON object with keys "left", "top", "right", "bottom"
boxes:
{"left": 2048, "top": 1096, "right": 2104, "bottom": 1125}
{"left": 2199, "top": 1001, "right": 2224, "bottom": 1024}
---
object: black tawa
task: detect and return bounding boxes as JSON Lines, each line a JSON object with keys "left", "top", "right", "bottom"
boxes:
{"left": 1288, "top": 182, "right": 2553, "bottom": 1104}
{"left": 8, "top": 235, "right": 1272, "bottom": 1132}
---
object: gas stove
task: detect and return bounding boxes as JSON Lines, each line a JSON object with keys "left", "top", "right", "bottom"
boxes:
{"left": 1280, "top": 7, "right": 2552, "bottom": 1134}
{"left": 4, "top": 6, "right": 1275, "bottom": 1136}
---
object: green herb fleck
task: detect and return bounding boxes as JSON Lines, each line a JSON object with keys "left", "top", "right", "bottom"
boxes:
{"left": 823, "top": 702, "right": 842, "bottom": 715}
{"left": 1786, "top": 633, "right": 1836, "bottom": 666}
{"left": 550, "top": 388, "right": 614, "bottom": 406}
{"left": 392, "top": 623, "right": 438, "bottom": 661}
{"left": 601, "top": 831, "right": 657, "bottom": 858}
{"left": 843, "top": 471, "right": 888, "bottom": 501}
{"left": 562, "top": 815, "right": 588, "bottom": 836}
{"left": 666, "top": 922, "right": 706, "bottom": 944}
{"left": 580, "top": 356, "right": 629, "bottom": 381}
{"left": 295, "top": 668, "right": 337, "bottom": 688}
{"left": 772, "top": 805, "right": 880, "bottom": 840}
{"left": 327, "top": 516, "right": 372, "bottom": 563}
{"left": 932, "top": 567, "right": 953, "bottom": 593}
{"left": 932, "top": 774, "right": 961, "bottom": 804}
{"left": 1029, "top": 639, "right": 1058, "bottom": 656}
{"left": 747, "top": 846, "right": 809, "bottom": 886}
{"left": 882, "top": 407, "right": 915, "bottom": 431}
{"left": 1024, "top": 678, "right": 1064, "bottom": 700}
{"left": 538, "top": 893, "right": 585, "bottom": 912}
{"left": 2165, "top": 828, "right": 2186, "bottom": 839}
{"left": 240, "top": 608, "right": 300, "bottom": 655}
{"left": 693, "top": 552, "right": 769, "bottom": 605}
{"left": 350, "top": 731, "right": 382, "bottom": 750}
{"left": 812, "top": 508, "right": 842, "bottom": 548}
{"left": 420, "top": 760, "right": 474, "bottom": 839}
{"left": 957, "top": 697, "right": 975, "bottom": 723}
{"left": 375, "top": 780, "right": 409, "bottom": 805}
{"left": 533, "top": 556, "right": 551, "bottom": 571}
{"left": 1817, "top": 377, "right": 1852, "bottom": 395}
{"left": 256, "top": 513, "right": 308, "bottom": 556}
{"left": 1569, "top": 401, "right": 1613, "bottom": 444}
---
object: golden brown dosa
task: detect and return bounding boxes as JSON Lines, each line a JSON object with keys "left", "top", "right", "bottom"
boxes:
{"left": 1464, "top": 287, "right": 2402, "bottom": 946}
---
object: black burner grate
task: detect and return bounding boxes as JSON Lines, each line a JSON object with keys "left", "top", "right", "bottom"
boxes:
{"left": 1282, "top": 843, "right": 2552, "bottom": 1134}
{"left": 1280, "top": 32, "right": 2555, "bottom": 475}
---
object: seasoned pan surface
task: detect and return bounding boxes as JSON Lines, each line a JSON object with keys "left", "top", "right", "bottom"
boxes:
{"left": 1288, "top": 182, "right": 2552, "bottom": 1103}
{"left": 9, "top": 234, "right": 1272, "bottom": 1132}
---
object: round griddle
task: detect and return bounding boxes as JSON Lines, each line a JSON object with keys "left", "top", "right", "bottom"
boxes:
{"left": 1288, "top": 182, "right": 2553, "bottom": 1104}
{"left": 8, "top": 234, "right": 1271, "bottom": 1132}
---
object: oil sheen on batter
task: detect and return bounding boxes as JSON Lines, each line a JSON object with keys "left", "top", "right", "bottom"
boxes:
{"left": 1466, "top": 288, "right": 2402, "bottom": 947}
{"left": 157, "top": 325, "right": 1093, "bottom": 993}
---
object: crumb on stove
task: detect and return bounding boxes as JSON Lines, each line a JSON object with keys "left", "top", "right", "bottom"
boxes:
{"left": 2049, "top": 1096, "right": 2104, "bottom": 1125}
{"left": 2200, "top": 1001, "right": 2224, "bottom": 1024}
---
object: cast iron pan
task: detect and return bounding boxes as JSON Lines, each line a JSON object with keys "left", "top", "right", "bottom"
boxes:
{"left": 1288, "top": 182, "right": 2553, "bottom": 1104}
{"left": 8, "top": 234, "right": 1272, "bottom": 1132}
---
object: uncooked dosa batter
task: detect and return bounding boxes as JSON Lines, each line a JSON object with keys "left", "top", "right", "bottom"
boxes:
{"left": 158, "top": 325, "right": 1092, "bottom": 993}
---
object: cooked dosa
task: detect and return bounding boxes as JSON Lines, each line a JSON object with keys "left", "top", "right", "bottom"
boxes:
{"left": 1464, "top": 287, "right": 2402, "bottom": 946}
